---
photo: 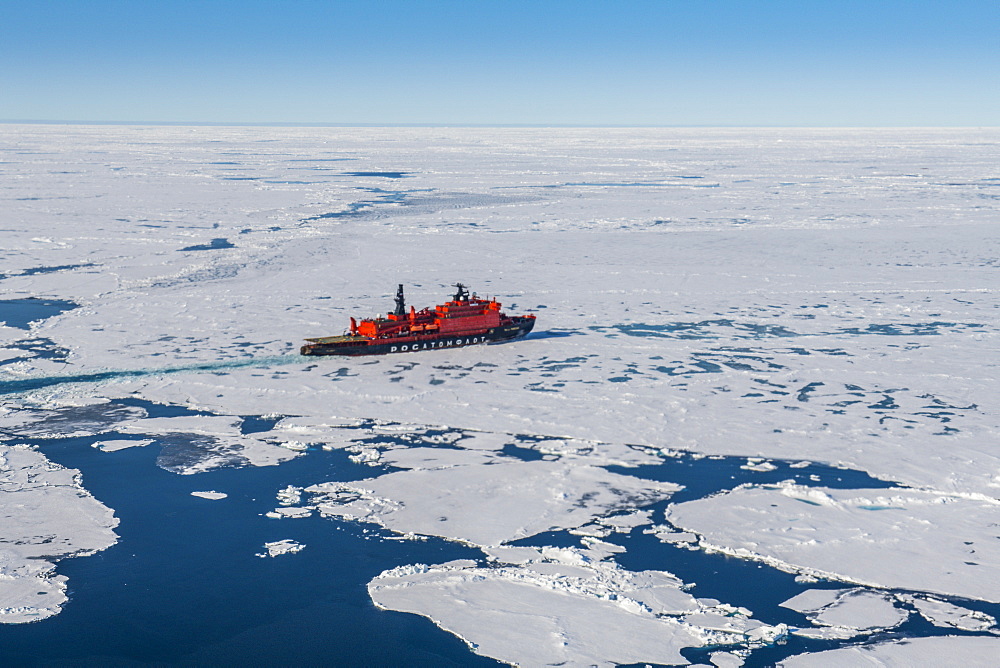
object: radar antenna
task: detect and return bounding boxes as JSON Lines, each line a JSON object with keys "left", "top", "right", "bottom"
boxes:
{"left": 453, "top": 283, "right": 470, "bottom": 302}
{"left": 393, "top": 284, "right": 406, "bottom": 316}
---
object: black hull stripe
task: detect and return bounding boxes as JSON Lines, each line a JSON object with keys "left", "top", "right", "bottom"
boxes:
{"left": 301, "top": 321, "right": 535, "bottom": 357}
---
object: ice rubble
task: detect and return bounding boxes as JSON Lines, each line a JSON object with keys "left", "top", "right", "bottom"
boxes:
{"left": 3, "top": 125, "right": 999, "bottom": 661}
{"left": 669, "top": 482, "right": 1000, "bottom": 603}
{"left": 0, "top": 444, "right": 118, "bottom": 623}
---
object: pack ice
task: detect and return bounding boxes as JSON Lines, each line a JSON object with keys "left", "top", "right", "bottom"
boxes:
{"left": 2, "top": 124, "right": 998, "bottom": 664}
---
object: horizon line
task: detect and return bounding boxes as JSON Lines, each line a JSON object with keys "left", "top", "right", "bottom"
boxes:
{"left": 4, "top": 119, "right": 999, "bottom": 130}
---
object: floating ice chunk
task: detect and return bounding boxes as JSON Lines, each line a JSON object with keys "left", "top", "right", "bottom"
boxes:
{"left": 779, "top": 636, "right": 1000, "bottom": 667}
{"left": 276, "top": 485, "right": 302, "bottom": 506}
{"left": 308, "top": 460, "right": 680, "bottom": 546}
{"left": 741, "top": 458, "right": 777, "bottom": 472}
{"left": 92, "top": 438, "right": 154, "bottom": 452}
{"left": 782, "top": 588, "right": 906, "bottom": 634}
{"left": 257, "top": 539, "right": 305, "bottom": 558}
{"left": 899, "top": 594, "right": 997, "bottom": 632}
{"left": 190, "top": 490, "right": 227, "bottom": 500}
{"left": 0, "top": 445, "right": 118, "bottom": 624}
{"left": 670, "top": 483, "right": 1000, "bottom": 602}
{"left": 271, "top": 507, "right": 311, "bottom": 518}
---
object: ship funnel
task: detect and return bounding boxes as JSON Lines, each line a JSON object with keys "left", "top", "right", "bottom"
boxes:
{"left": 394, "top": 284, "right": 406, "bottom": 317}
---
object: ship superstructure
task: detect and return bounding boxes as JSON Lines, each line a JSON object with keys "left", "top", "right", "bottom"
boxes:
{"left": 300, "top": 284, "right": 535, "bottom": 356}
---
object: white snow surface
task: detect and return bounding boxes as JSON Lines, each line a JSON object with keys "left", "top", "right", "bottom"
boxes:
{"left": 6, "top": 125, "right": 997, "bottom": 495}
{"left": 3, "top": 125, "right": 1000, "bottom": 661}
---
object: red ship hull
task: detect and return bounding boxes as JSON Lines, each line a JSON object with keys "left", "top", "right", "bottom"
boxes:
{"left": 300, "top": 284, "right": 536, "bottom": 357}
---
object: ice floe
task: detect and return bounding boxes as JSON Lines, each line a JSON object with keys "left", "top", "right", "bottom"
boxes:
{"left": 779, "top": 635, "right": 1000, "bottom": 667}
{"left": 92, "top": 438, "right": 154, "bottom": 452}
{"left": 190, "top": 490, "right": 227, "bottom": 500}
{"left": 781, "top": 588, "right": 907, "bottom": 638}
{"left": 257, "top": 539, "right": 305, "bottom": 558}
{"left": 0, "top": 444, "right": 118, "bottom": 623}
{"left": 301, "top": 459, "right": 680, "bottom": 546}
{"left": 669, "top": 482, "right": 1000, "bottom": 602}
{"left": 370, "top": 549, "right": 786, "bottom": 667}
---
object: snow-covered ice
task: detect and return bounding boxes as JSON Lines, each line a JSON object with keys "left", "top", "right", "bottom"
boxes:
{"left": 369, "top": 549, "right": 786, "bottom": 667}
{"left": 302, "top": 459, "right": 680, "bottom": 546}
{"left": 668, "top": 482, "right": 1000, "bottom": 602}
{"left": 2, "top": 124, "right": 999, "bottom": 663}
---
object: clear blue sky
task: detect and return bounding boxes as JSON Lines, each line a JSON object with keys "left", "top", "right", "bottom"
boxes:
{"left": 2, "top": 0, "right": 997, "bottom": 125}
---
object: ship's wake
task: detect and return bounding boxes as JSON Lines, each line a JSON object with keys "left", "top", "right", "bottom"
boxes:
{"left": 0, "top": 355, "right": 304, "bottom": 396}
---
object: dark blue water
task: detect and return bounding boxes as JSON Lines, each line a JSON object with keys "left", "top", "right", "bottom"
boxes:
{"left": 303, "top": 187, "right": 433, "bottom": 221}
{"left": 0, "top": 421, "right": 500, "bottom": 667}
{"left": 0, "top": 337, "right": 69, "bottom": 366}
{"left": 4, "top": 403, "right": 999, "bottom": 666}
{"left": 0, "top": 298, "right": 78, "bottom": 329}
{"left": 0, "top": 264, "right": 94, "bottom": 280}
{"left": 342, "top": 171, "right": 411, "bottom": 179}
{"left": 179, "top": 238, "right": 235, "bottom": 251}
